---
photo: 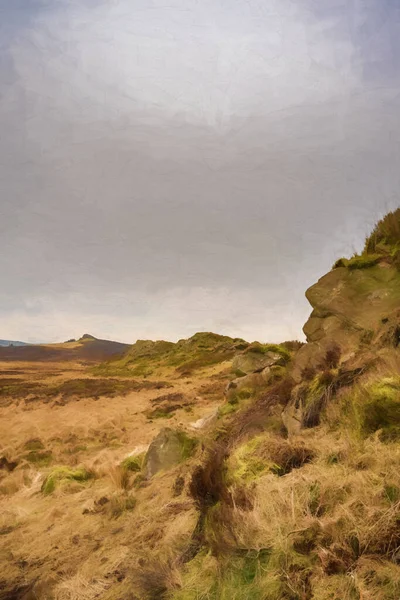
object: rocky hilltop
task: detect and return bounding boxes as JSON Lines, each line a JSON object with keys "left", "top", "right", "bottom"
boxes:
{"left": 0, "top": 210, "right": 399, "bottom": 599}
{"left": 0, "top": 333, "right": 130, "bottom": 362}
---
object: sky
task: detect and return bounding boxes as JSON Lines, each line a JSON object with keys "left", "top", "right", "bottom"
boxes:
{"left": 0, "top": 0, "right": 400, "bottom": 344}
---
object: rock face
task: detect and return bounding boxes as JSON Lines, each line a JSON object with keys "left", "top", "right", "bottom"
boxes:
{"left": 283, "top": 234, "right": 400, "bottom": 432}
{"left": 143, "top": 428, "right": 197, "bottom": 479}
{"left": 291, "top": 262, "right": 400, "bottom": 383}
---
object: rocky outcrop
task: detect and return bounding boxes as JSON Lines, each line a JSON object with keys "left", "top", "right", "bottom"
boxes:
{"left": 283, "top": 227, "right": 400, "bottom": 433}
{"left": 291, "top": 261, "right": 400, "bottom": 383}
{"left": 232, "top": 348, "right": 283, "bottom": 375}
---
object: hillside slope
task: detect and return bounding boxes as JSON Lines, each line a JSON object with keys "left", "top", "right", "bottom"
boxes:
{"left": 95, "top": 332, "right": 250, "bottom": 378}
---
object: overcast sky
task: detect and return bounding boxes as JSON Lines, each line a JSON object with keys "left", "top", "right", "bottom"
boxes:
{"left": 0, "top": 0, "right": 399, "bottom": 344}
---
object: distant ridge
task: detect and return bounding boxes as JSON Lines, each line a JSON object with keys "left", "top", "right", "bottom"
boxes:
{"left": 0, "top": 339, "right": 30, "bottom": 347}
{"left": 0, "top": 334, "right": 130, "bottom": 362}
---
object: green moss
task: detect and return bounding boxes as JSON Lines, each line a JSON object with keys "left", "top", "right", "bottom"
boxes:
{"left": 358, "top": 378, "right": 400, "bottom": 439}
{"left": 121, "top": 453, "right": 146, "bottom": 472}
{"left": 227, "top": 436, "right": 269, "bottom": 483}
{"left": 41, "top": 466, "right": 93, "bottom": 495}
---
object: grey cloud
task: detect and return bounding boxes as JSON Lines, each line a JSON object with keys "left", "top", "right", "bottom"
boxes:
{"left": 0, "top": 0, "right": 399, "bottom": 342}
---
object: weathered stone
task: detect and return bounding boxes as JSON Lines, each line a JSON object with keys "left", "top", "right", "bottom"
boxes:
{"left": 143, "top": 428, "right": 197, "bottom": 479}
{"left": 232, "top": 351, "right": 282, "bottom": 375}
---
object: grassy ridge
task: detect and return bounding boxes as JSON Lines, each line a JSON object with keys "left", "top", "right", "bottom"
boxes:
{"left": 94, "top": 332, "right": 249, "bottom": 377}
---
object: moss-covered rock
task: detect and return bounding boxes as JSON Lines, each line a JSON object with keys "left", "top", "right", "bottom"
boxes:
{"left": 143, "top": 428, "right": 198, "bottom": 479}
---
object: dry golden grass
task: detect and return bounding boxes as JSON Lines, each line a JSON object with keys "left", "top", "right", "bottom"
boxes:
{"left": 0, "top": 358, "right": 223, "bottom": 599}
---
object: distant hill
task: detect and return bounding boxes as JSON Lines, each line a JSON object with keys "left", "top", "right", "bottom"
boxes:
{"left": 95, "top": 331, "right": 299, "bottom": 377}
{"left": 95, "top": 331, "right": 249, "bottom": 377}
{"left": 0, "top": 339, "right": 30, "bottom": 347}
{"left": 0, "top": 333, "right": 130, "bottom": 362}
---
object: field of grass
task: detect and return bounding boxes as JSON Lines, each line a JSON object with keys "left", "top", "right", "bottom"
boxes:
{"left": 0, "top": 350, "right": 235, "bottom": 599}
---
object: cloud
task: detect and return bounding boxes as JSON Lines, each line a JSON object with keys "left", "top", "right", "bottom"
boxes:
{"left": 0, "top": 0, "right": 399, "bottom": 342}
{"left": 10, "top": 1, "right": 361, "bottom": 123}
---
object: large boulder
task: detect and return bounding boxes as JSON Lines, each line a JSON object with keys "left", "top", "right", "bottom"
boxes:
{"left": 143, "top": 428, "right": 197, "bottom": 479}
{"left": 232, "top": 348, "right": 283, "bottom": 376}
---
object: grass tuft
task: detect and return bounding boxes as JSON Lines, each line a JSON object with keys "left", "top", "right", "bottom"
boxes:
{"left": 41, "top": 466, "right": 93, "bottom": 494}
{"left": 121, "top": 453, "right": 146, "bottom": 472}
